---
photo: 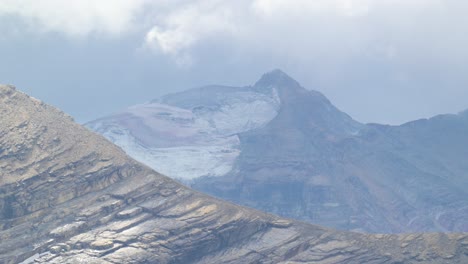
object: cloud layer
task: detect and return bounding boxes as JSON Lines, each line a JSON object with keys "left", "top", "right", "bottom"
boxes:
{"left": 1, "top": 0, "right": 468, "bottom": 124}
{"left": 141, "top": 0, "right": 468, "bottom": 68}
{"left": 2, "top": 0, "right": 467, "bottom": 65}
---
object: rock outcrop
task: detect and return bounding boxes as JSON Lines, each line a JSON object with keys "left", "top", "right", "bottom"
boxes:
{"left": 1, "top": 84, "right": 467, "bottom": 263}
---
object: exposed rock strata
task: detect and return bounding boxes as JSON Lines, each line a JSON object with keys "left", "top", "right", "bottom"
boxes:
{"left": 1, "top": 84, "right": 467, "bottom": 263}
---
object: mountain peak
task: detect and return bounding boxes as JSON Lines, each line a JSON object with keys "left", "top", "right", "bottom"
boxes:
{"left": 254, "top": 69, "right": 301, "bottom": 89}
{"left": 264, "top": 69, "right": 290, "bottom": 78}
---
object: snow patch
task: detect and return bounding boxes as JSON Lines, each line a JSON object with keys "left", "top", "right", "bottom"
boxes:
{"left": 87, "top": 88, "right": 280, "bottom": 180}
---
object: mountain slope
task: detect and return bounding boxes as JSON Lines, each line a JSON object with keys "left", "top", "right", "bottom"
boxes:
{"left": 87, "top": 70, "right": 468, "bottom": 233}
{"left": 5, "top": 86, "right": 467, "bottom": 263}
{"left": 193, "top": 71, "right": 468, "bottom": 233}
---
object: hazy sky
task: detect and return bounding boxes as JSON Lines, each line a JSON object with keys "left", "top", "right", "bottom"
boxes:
{"left": 1, "top": 0, "right": 467, "bottom": 125}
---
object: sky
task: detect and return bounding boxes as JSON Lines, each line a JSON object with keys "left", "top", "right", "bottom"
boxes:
{"left": 1, "top": 0, "right": 467, "bottom": 125}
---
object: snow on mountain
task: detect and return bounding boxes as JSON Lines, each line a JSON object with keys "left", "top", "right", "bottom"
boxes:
{"left": 86, "top": 85, "right": 280, "bottom": 181}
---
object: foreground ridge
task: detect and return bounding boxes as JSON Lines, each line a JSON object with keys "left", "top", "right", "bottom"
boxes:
{"left": 1, "top": 84, "right": 467, "bottom": 263}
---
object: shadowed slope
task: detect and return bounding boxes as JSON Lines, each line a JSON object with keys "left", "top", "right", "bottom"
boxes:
{"left": 193, "top": 70, "right": 468, "bottom": 233}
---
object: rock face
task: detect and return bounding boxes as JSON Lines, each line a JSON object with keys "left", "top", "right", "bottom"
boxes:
{"left": 87, "top": 70, "right": 468, "bottom": 233}
{"left": 1, "top": 86, "right": 467, "bottom": 263}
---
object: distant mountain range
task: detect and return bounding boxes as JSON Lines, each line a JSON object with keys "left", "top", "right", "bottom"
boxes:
{"left": 87, "top": 70, "right": 468, "bottom": 233}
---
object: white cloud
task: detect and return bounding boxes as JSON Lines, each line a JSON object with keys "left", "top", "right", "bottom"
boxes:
{"left": 1, "top": 0, "right": 468, "bottom": 68}
{"left": 140, "top": 0, "right": 468, "bottom": 66}
{"left": 144, "top": 0, "right": 241, "bottom": 65}
{"left": 0, "top": 0, "right": 149, "bottom": 36}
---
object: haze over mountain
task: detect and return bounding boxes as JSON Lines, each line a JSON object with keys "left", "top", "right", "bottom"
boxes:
{"left": 3, "top": 0, "right": 468, "bottom": 126}
{"left": 4, "top": 85, "right": 468, "bottom": 263}
{"left": 88, "top": 70, "right": 468, "bottom": 234}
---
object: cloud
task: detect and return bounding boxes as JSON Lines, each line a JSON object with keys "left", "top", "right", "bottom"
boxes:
{"left": 144, "top": 0, "right": 242, "bottom": 66}
{"left": 2, "top": 0, "right": 468, "bottom": 69}
{"left": 139, "top": 0, "right": 468, "bottom": 67}
{"left": 251, "top": 0, "right": 372, "bottom": 17}
{"left": 0, "top": 0, "right": 468, "bottom": 66}
{"left": 0, "top": 0, "right": 149, "bottom": 36}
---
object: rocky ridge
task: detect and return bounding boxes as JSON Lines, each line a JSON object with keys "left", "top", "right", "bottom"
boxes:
{"left": 1, "top": 85, "right": 467, "bottom": 263}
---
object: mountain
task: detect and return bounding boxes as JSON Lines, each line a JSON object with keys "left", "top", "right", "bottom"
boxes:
{"left": 87, "top": 70, "right": 468, "bottom": 233}
{"left": 4, "top": 86, "right": 467, "bottom": 263}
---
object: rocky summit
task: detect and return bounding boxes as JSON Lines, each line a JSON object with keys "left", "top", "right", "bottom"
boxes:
{"left": 1, "top": 86, "right": 467, "bottom": 263}
{"left": 88, "top": 70, "right": 468, "bottom": 233}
